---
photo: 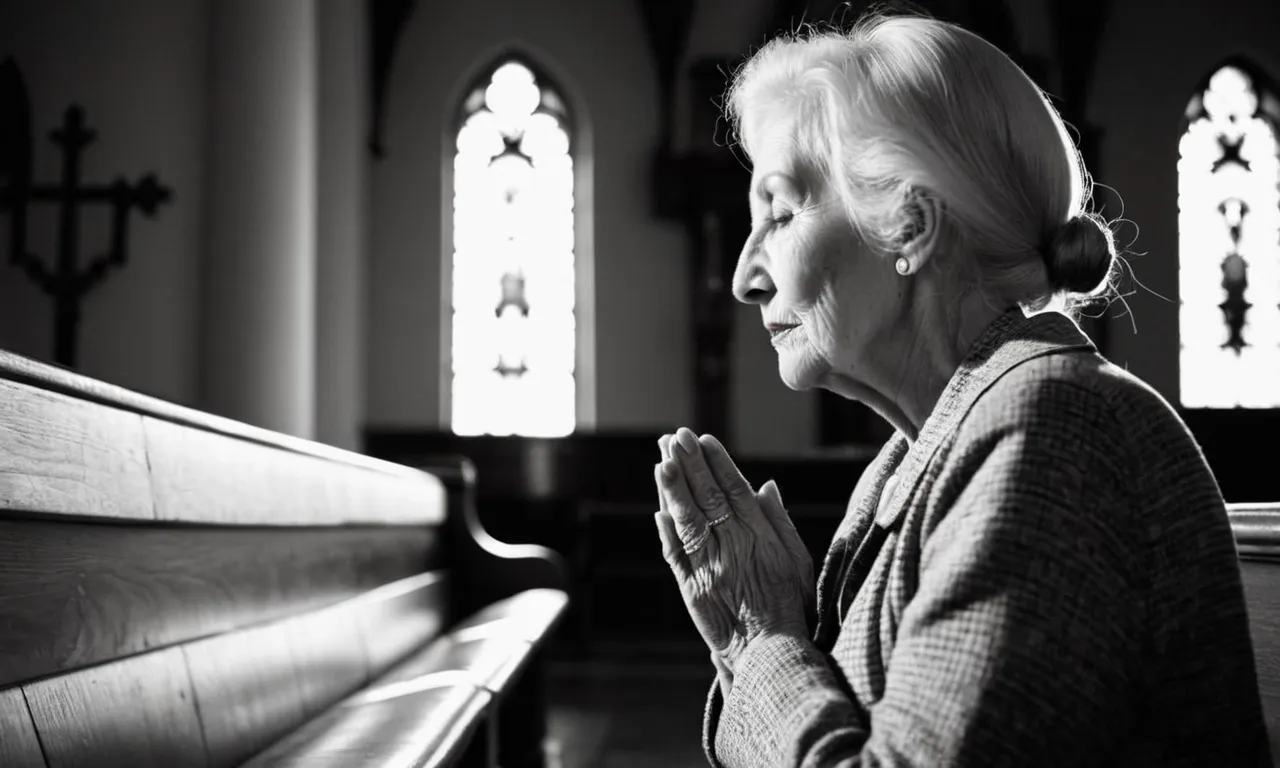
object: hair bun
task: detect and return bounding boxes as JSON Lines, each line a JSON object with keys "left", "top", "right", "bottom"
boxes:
{"left": 1043, "top": 215, "right": 1115, "bottom": 295}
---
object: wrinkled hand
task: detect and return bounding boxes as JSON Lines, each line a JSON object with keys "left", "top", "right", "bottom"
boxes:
{"left": 654, "top": 428, "right": 815, "bottom": 675}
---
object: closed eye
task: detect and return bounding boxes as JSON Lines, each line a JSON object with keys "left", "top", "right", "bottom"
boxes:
{"left": 771, "top": 211, "right": 794, "bottom": 227}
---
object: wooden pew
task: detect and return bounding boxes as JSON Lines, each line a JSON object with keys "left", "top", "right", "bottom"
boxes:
{"left": 1230, "top": 502, "right": 1280, "bottom": 764}
{"left": 0, "top": 351, "right": 568, "bottom": 768}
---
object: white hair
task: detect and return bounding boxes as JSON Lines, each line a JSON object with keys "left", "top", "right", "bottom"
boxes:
{"left": 726, "top": 10, "right": 1117, "bottom": 309}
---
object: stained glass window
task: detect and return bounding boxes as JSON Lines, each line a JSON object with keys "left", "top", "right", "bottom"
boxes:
{"left": 451, "top": 59, "right": 576, "bottom": 436}
{"left": 1178, "top": 61, "right": 1280, "bottom": 408}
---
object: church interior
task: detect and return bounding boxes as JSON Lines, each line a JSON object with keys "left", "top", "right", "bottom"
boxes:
{"left": 2, "top": 0, "right": 1280, "bottom": 766}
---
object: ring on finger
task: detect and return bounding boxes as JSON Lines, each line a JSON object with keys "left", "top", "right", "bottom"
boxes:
{"left": 683, "top": 512, "right": 730, "bottom": 555}
{"left": 683, "top": 526, "right": 713, "bottom": 555}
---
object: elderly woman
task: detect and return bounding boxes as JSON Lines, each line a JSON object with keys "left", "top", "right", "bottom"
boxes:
{"left": 653, "top": 11, "right": 1270, "bottom": 768}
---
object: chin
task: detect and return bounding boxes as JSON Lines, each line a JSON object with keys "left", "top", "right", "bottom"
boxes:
{"left": 775, "top": 347, "right": 827, "bottom": 391}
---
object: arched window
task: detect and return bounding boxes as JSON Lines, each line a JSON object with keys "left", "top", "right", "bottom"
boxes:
{"left": 1178, "top": 60, "right": 1280, "bottom": 408}
{"left": 450, "top": 58, "right": 576, "bottom": 436}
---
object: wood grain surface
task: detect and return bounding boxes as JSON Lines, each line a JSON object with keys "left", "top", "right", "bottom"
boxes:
{"left": 1230, "top": 503, "right": 1280, "bottom": 560}
{"left": 356, "top": 571, "right": 452, "bottom": 674}
{"left": 0, "top": 518, "right": 440, "bottom": 689}
{"left": 1241, "top": 560, "right": 1280, "bottom": 765}
{"left": 378, "top": 632, "right": 532, "bottom": 695}
{"left": 1230, "top": 504, "right": 1280, "bottom": 764}
{"left": 285, "top": 600, "right": 372, "bottom": 719}
{"left": 183, "top": 621, "right": 310, "bottom": 766}
{"left": 145, "top": 416, "right": 445, "bottom": 526}
{"left": 242, "top": 684, "right": 491, "bottom": 768}
{"left": 0, "top": 348, "right": 441, "bottom": 490}
{"left": 451, "top": 588, "right": 570, "bottom": 642}
{"left": 0, "top": 359, "right": 447, "bottom": 527}
{"left": 0, "top": 686, "right": 46, "bottom": 768}
{"left": 23, "top": 647, "right": 206, "bottom": 768}
{"left": 184, "top": 572, "right": 450, "bottom": 765}
{"left": 0, "top": 379, "right": 152, "bottom": 520}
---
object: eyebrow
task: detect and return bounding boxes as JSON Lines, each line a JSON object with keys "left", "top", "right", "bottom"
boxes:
{"left": 753, "top": 173, "right": 786, "bottom": 202}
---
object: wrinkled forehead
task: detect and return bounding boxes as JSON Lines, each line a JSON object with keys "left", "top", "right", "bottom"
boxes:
{"left": 741, "top": 110, "right": 801, "bottom": 174}
{"left": 740, "top": 107, "right": 825, "bottom": 193}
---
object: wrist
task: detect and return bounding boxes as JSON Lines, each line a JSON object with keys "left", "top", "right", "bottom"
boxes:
{"left": 720, "top": 622, "right": 806, "bottom": 670}
{"left": 710, "top": 651, "right": 734, "bottom": 696}
{"left": 759, "top": 619, "right": 809, "bottom": 643}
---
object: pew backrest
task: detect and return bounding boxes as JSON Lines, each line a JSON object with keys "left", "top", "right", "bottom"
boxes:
{"left": 1229, "top": 502, "right": 1280, "bottom": 764}
{"left": 0, "top": 350, "right": 455, "bottom": 767}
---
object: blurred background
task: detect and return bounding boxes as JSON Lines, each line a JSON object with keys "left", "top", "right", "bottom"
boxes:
{"left": 2, "top": 0, "right": 1278, "bottom": 764}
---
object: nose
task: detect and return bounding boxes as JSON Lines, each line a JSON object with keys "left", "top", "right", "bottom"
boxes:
{"left": 732, "top": 230, "right": 773, "bottom": 305}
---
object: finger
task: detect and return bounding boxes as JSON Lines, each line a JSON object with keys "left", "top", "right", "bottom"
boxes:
{"left": 671, "top": 427, "right": 727, "bottom": 518}
{"left": 654, "top": 510, "right": 692, "bottom": 579}
{"left": 697, "top": 433, "right": 758, "bottom": 517}
{"left": 758, "top": 479, "right": 815, "bottom": 593}
{"left": 658, "top": 433, "right": 674, "bottom": 462}
{"left": 700, "top": 433, "right": 775, "bottom": 540}
{"left": 657, "top": 457, "right": 712, "bottom": 550}
{"left": 758, "top": 479, "right": 807, "bottom": 563}
{"left": 653, "top": 462, "right": 669, "bottom": 516}
{"left": 758, "top": 481, "right": 816, "bottom": 627}
{"left": 656, "top": 435, "right": 674, "bottom": 517}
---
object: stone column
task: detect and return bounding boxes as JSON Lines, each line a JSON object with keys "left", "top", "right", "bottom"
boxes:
{"left": 315, "top": 0, "right": 368, "bottom": 451}
{"left": 199, "top": 0, "right": 318, "bottom": 439}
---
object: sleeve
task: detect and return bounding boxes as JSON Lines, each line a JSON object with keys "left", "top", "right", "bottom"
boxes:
{"left": 704, "top": 443, "right": 897, "bottom": 767}
{"left": 702, "top": 675, "right": 724, "bottom": 767}
{"left": 709, "top": 420, "right": 1142, "bottom": 767}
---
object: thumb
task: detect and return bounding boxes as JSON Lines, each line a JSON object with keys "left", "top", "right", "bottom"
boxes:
{"left": 654, "top": 510, "right": 692, "bottom": 579}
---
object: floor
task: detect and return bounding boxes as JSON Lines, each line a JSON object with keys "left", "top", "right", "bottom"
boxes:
{"left": 545, "top": 652, "right": 712, "bottom": 768}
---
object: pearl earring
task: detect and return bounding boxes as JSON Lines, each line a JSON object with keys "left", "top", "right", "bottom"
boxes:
{"left": 895, "top": 256, "right": 910, "bottom": 275}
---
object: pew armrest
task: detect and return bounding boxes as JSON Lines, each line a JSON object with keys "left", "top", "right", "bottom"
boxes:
{"left": 242, "top": 683, "right": 491, "bottom": 768}
{"left": 1229, "top": 503, "right": 1280, "bottom": 560}
{"left": 243, "top": 590, "right": 569, "bottom": 767}
{"left": 424, "top": 455, "right": 571, "bottom": 618}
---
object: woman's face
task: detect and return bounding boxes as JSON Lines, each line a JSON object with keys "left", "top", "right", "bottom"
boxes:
{"left": 731, "top": 115, "right": 906, "bottom": 397}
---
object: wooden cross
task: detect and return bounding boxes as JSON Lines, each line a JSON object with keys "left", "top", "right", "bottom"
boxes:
{"left": 0, "top": 59, "right": 172, "bottom": 369}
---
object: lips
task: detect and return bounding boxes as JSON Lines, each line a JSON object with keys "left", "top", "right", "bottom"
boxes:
{"left": 768, "top": 324, "right": 799, "bottom": 343}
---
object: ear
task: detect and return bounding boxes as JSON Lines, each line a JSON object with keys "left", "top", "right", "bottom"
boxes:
{"left": 895, "top": 188, "right": 944, "bottom": 270}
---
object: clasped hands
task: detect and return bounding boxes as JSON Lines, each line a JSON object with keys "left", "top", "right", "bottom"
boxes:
{"left": 654, "top": 427, "right": 816, "bottom": 683}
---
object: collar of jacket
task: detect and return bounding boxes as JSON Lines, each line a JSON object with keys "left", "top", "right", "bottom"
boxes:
{"left": 883, "top": 306, "right": 1098, "bottom": 529}
{"left": 812, "top": 306, "right": 1097, "bottom": 649}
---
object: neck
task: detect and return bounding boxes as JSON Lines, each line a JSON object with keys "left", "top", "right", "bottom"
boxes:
{"left": 823, "top": 287, "right": 1008, "bottom": 443}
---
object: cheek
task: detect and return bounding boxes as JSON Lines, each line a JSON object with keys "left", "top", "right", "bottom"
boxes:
{"left": 799, "top": 254, "right": 868, "bottom": 356}
{"left": 779, "top": 232, "right": 833, "bottom": 308}
{"left": 801, "top": 287, "right": 843, "bottom": 349}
